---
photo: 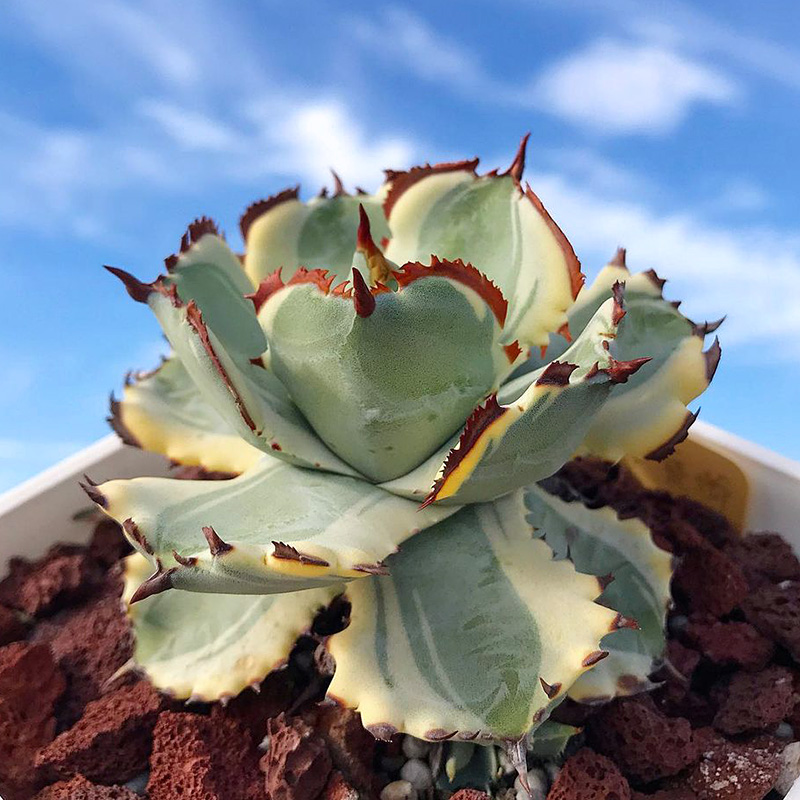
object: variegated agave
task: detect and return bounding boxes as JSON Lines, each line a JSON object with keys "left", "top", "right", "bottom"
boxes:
{"left": 88, "top": 137, "right": 721, "bottom": 749}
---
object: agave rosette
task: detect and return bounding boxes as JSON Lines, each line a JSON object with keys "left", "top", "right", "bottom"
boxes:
{"left": 87, "top": 137, "right": 721, "bottom": 743}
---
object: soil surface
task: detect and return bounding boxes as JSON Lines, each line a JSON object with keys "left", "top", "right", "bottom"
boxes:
{"left": 0, "top": 459, "right": 798, "bottom": 799}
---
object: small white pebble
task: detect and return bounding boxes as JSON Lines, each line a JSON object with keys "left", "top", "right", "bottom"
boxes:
{"left": 400, "top": 758, "right": 433, "bottom": 792}
{"left": 775, "top": 721, "right": 795, "bottom": 739}
{"left": 498, "top": 748, "right": 516, "bottom": 775}
{"left": 513, "top": 768, "right": 548, "bottom": 800}
{"left": 544, "top": 761, "right": 561, "bottom": 785}
{"left": 124, "top": 772, "right": 149, "bottom": 795}
{"left": 380, "top": 779, "right": 418, "bottom": 800}
{"left": 402, "top": 735, "right": 433, "bottom": 759}
{"left": 776, "top": 741, "right": 800, "bottom": 796}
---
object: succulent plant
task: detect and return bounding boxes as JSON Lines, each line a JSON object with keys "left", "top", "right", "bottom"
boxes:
{"left": 87, "top": 137, "right": 721, "bottom": 748}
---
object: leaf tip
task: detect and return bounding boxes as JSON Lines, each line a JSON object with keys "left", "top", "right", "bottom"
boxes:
{"left": 351, "top": 267, "right": 376, "bottom": 318}
{"left": 104, "top": 266, "right": 153, "bottom": 303}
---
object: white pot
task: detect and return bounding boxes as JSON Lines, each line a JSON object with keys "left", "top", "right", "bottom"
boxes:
{"left": 1, "top": 423, "right": 799, "bottom": 797}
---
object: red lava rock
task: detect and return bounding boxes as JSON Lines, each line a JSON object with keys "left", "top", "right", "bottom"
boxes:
{"left": 302, "top": 704, "right": 377, "bottom": 796}
{"left": 741, "top": 581, "right": 800, "bottom": 661}
{"left": 0, "top": 603, "right": 27, "bottom": 646}
{"left": 0, "top": 642, "right": 66, "bottom": 798}
{"left": 32, "top": 572, "right": 133, "bottom": 725}
{"left": 547, "top": 748, "right": 631, "bottom": 800}
{"left": 659, "top": 640, "right": 700, "bottom": 703}
{"left": 587, "top": 695, "right": 699, "bottom": 784}
{"left": 725, "top": 532, "right": 800, "bottom": 588}
{"left": 88, "top": 519, "right": 132, "bottom": 569}
{"left": 550, "top": 697, "right": 601, "bottom": 728}
{"left": 32, "top": 774, "right": 140, "bottom": 799}
{"left": 671, "top": 543, "right": 748, "bottom": 617}
{"left": 660, "top": 690, "right": 717, "bottom": 730}
{"left": 685, "top": 618, "right": 774, "bottom": 671}
{"left": 684, "top": 735, "right": 780, "bottom": 799}
{"left": 650, "top": 517, "right": 705, "bottom": 556}
{"left": 672, "top": 497, "right": 736, "bottom": 549}
{"left": 449, "top": 791, "right": 490, "bottom": 800}
{"left": 262, "top": 713, "right": 332, "bottom": 800}
{"left": 712, "top": 665, "right": 794, "bottom": 735}
{"left": 36, "top": 680, "right": 166, "bottom": 783}
{"left": 323, "top": 771, "right": 358, "bottom": 800}
{"left": 0, "top": 546, "right": 103, "bottom": 617}
{"left": 148, "top": 710, "right": 264, "bottom": 800}
{"left": 210, "top": 669, "right": 294, "bottom": 745}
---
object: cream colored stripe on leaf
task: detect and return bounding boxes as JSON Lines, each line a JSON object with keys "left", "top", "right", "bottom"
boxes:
{"left": 118, "top": 357, "right": 263, "bottom": 474}
{"left": 244, "top": 192, "right": 390, "bottom": 287}
{"left": 381, "top": 295, "right": 633, "bottom": 505}
{"left": 525, "top": 484, "right": 673, "bottom": 703}
{"left": 123, "top": 553, "right": 340, "bottom": 700}
{"left": 327, "top": 492, "right": 614, "bottom": 741}
{"left": 384, "top": 166, "right": 579, "bottom": 348}
{"left": 148, "top": 290, "right": 359, "bottom": 477}
{"left": 98, "top": 457, "right": 458, "bottom": 596}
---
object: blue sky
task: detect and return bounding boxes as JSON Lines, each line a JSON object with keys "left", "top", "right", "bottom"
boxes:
{"left": 1, "top": 0, "right": 799, "bottom": 491}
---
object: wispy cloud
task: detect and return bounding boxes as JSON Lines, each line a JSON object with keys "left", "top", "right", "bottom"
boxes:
{"left": 349, "top": 7, "right": 739, "bottom": 136}
{"left": 600, "top": 0, "right": 800, "bottom": 92}
{"left": 531, "top": 39, "right": 739, "bottom": 135}
{"left": 0, "top": 2, "right": 420, "bottom": 240}
{"left": 532, "top": 166, "right": 800, "bottom": 350}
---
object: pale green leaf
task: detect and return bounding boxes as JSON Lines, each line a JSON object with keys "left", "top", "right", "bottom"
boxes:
{"left": 327, "top": 491, "right": 615, "bottom": 741}
{"left": 96, "top": 456, "right": 457, "bottom": 595}
{"left": 526, "top": 720, "right": 581, "bottom": 758}
{"left": 384, "top": 159, "right": 582, "bottom": 347}
{"left": 518, "top": 257, "right": 720, "bottom": 461}
{"left": 123, "top": 552, "right": 340, "bottom": 700}
{"left": 114, "top": 357, "right": 263, "bottom": 474}
{"left": 163, "top": 224, "right": 266, "bottom": 359}
{"left": 146, "top": 286, "right": 358, "bottom": 476}
{"left": 525, "top": 483, "right": 672, "bottom": 703}
{"left": 243, "top": 189, "right": 390, "bottom": 287}
{"left": 383, "top": 294, "right": 637, "bottom": 505}
{"left": 257, "top": 264, "right": 517, "bottom": 482}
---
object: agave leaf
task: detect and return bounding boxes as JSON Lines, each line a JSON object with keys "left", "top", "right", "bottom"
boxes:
{"left": 383, "top": 145, "right": 583, "bottom": 348}
{"left": 566, "top": 634, "right": 658, "bottom": 704}
{"left": 92, "top": 456, "right": 457, "bottom": 597}
{"left": 383, "top": 293, "right": 645, "bottom": 505}
{"left": 520, "top": 254, "right": 721, "bottom": 461}
{"left": 108, "top": 274, "right": 358, "bottom": 476}
{"left": 112, "top": 357, "right": 263, "bottom": 474}
{"left": 123, "top": 552, "right": 341, "bottom": 700}
{"left": 255, "top": 258, "right": 520, "bottom": 482}
{"left": 526, "top": 720, "right": 581, "bottom": 758}
{"left": 161, "top": 220, "right": 266, "bottom": 359}
{"left": 242, "top": 187, "right": 390, "bottom": 287}
{"left": 326, "top": 491, "right": 616, "bottom": 741}
{"left": 525, "top": 483, "right": 672, "bottom": 703}
{"left": 437, "top": 742, "right": 499, "bottom": 792}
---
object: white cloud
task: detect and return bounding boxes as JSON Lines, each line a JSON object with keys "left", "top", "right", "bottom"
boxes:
{"left": 350, "top": 7, "right": 490, "bottom": 93}
{"left": 5, "top": 0, "right": 200, "bottom": 90}
{"left": 247, "top": 100, "right": 416, "bottom": 188}
{"left": 139, "top": 100, "right": 241, "bottom": 152}
{"left": 585, "top": 0, "right": 800, "bottom": 93}
{"left": 531, "top": 39, "right": 739, "bottom": 134}
{"left": 531, "top": 168, "right": 800, "bottom": 350}
{"left": 349, "top": 8, "right": 739, "bottom": 136}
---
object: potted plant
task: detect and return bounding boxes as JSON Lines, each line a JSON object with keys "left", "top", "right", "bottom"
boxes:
{"left": 1, "top": 138, "right": 799, "bottom": 800}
